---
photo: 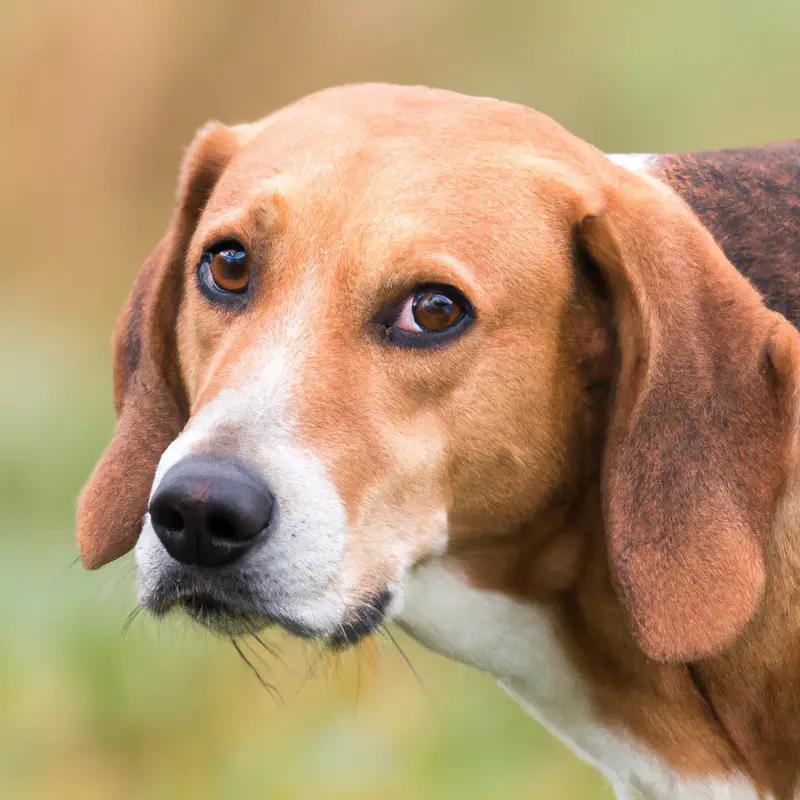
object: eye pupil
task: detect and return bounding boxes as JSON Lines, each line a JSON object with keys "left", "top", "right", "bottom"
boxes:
{"left": 412, "top": 291, "right": 464, "bottom": 332}
{"left": 207, "top": 246, "right": 250, "bottom": 294}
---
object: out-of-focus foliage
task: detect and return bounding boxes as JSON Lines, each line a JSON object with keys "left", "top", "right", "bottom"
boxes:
{"left": 2, "top": 1, "right": 799, "bottom": 797}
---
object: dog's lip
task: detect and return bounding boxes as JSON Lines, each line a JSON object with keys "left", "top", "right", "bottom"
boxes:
{"left": 180, "top": 592, "right": 331, "bottom": 641}
{"left": 176, "top": 589, "right": 392, "bottom": 646}
{"left": 156, "top": 587, "right": 320, "bottom": 638}
{"left": 140, "top": 570, "right": 321, "bottom": 637}
{"left": 176, "top": 590, "right": 280, "bottom": 636}
{"left": 327, "top": 588, "right": 392, "bottom": 650}
{"left": 139, "top": 572, "right": 269, "bottom": 627}
{"left": 139, "top": 570, "right": 392, "bottom": 646}
{"left": 180, "top": 592, "right": 251, "bottom": 619}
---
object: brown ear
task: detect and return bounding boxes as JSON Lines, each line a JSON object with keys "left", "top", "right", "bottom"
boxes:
{"left": 581, "top": 173, "right": 798, "bottom": 662}
{"left": 76, "top": 122, "right": 241, "bottom": 568}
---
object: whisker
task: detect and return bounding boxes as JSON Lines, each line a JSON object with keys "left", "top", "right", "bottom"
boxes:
{"left": 242, "top": 639, "right": 283, "bottom": 705}
{"left": 317, "top": 638, "right": 339, "bottom": 690}
{"left": 230, "top": 638, "right": 281, "bottom": 704}
{"left": 354, "top": 640, "right": 363, "bottom": 711}
{"left": 243, "top": 636, "right": 270, "bottom": 667}
{"left": 295, "top": 642, "right": 321, "bottom": 695}
{"left": 251, "top": 633, "right": 287, "bottom": 668}
{"left": 121, "top": 606, "right": 143, "bottom": 638}
{"left": 102, "top": 564, "right": 137, "bottom": 602}
{"left": 381, "top": 625, "right": 429, "bottom": 696}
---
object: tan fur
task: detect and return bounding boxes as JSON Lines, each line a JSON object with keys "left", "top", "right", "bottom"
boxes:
{"left": 77, "top": 84, "right": 800, "bottom": 794}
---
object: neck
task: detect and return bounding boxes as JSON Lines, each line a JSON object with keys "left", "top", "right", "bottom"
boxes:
{"left": 399, "top": 468, "right": 800, "bottom": 799}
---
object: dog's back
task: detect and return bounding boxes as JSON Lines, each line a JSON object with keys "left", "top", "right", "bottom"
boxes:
{"left": 655, "top": 143, "right": 800, "bottom": 325}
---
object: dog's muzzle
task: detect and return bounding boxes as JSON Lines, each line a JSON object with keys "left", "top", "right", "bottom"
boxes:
{"left": 138, "top": 455, "right": 392, "bottom": 647}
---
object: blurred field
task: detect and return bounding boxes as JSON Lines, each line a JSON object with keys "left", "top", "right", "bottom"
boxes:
{"left": 2, "top": 1, "right": 800, "bottom": 798}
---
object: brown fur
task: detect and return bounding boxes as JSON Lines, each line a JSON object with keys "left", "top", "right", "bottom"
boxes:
{"left": 582, "top": 178, "right": 791, "bottom": 663}
{"left": 658, "top": 144, "right": 800, "bottom": 326}
{"left": 76, "top": 84, "right": 800, "bottom": 794}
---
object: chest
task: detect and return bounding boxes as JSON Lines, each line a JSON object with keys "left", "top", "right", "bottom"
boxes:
{"left": 395, "top": 559, "right": 762, "bottom": 800}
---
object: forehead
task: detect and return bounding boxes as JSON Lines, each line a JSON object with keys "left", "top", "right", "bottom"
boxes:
{"left": 199, "top": 86, "right": 595, "bottom": 267}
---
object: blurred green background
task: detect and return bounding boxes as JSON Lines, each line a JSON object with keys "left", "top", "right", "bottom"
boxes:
{"left": 2, "top": 1, "right": 800, "bottom": 798}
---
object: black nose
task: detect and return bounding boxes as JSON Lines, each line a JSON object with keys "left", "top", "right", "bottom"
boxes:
{"left": 148, "top": 457, "right": 274, "bottom": 567}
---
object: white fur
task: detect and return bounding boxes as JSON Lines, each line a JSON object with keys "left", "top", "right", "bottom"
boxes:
{"left": 396, "top": 559, "right": 762, "bottom": 800}
{"left": 607, "top": 152, "right": 658, "bottom": 176}
{"left": 135, "top": 286, "right": 352, "bottom": 634}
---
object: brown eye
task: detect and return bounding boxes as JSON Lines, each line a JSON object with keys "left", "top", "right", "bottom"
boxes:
{"left": 373, "top": 283, "right": 476, "bottom": 350}
{"left": 384, "top": 284, "right": 474, "bottom": 348}
{"left": 209, "top": 248, "right": 249, "bottom": 293}
{"left": 412, "top": 290, "right": 465, "bottom": 332}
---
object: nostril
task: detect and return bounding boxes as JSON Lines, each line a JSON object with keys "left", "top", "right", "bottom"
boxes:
{"left": 149, "top": 457, "right": 274, "bottom": 566}
{"left": 207, "top": 512, "right": 238, "bottom": 542}
{"left": 152, "top": 505, "right": 185, "bottom": 532}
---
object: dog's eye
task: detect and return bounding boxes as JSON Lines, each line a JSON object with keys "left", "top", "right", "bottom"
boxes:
{"left": 198, "top": 241, "right": 250, "bottom": 303}
{"left": 380, "top": 285, "right": 474, "bottom": 349}
{"left": 399, "top": 289, "right": 465, "bottom": 332}
{"left": 209, "top": 247, "right": 249, "bottom": 293}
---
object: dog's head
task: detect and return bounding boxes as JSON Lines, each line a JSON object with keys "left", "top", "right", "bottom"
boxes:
{"left": 77, "top": 84, "right": 799, "bottom": 661}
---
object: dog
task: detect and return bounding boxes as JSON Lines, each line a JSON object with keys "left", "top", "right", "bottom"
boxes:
{"left": 76, "top": 83, "right": 800, "bottom": 799}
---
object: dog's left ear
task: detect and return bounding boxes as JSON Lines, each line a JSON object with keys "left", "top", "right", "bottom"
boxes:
{"left": 580, "top": 170, "right": 800, "bottom": 662}
{"left": 76, "top": 122, "right": 242, "bottom": 568}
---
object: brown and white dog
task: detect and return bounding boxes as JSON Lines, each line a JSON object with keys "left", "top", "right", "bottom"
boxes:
{"left": 76, "top": 84, "right": 800, "bottom": 799}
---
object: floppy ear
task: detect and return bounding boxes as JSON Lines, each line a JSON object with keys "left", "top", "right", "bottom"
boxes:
{"left": 580, "top": 172, "right": 799, "bottom": 662}
{"left": 76, "top": 122, "right": 241, "bottom": 568}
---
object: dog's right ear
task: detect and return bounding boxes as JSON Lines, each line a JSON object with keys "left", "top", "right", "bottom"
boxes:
{"left": 76, "top": 122, "right": 242, "bottom": 568}
{"left": 579, "top": 169, "right": 800, "bottom": 662}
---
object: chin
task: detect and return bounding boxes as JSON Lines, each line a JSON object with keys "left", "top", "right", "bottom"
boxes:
{"left": 137, "top": 562, "right": 395, "bottom": 651}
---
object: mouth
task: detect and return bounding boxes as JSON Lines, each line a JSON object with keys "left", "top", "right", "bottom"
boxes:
{"left": 140, "top": 570, "right": 392, "bottom": 648}
{"left": 326, "top": 589, "right": 392, "bottom": 650}
{"left": 178, "top": 592, "right": 273, "bottom": 635}
{"left": 156, "top": 589, "right": 321, "bottom": 639}
{"left": 139, "top": 565, "right": 282, "bottom": 636}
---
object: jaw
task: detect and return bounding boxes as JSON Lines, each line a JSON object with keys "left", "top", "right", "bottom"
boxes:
{"left": 136, "top": 513, "right": 403, "bottom": 648}
{"left": 136, "top": 516, "right": 347, "bottom": 637}
{"left": 137, "top": 564, "right": 393, "bottom": 648}
{"left": 175, "top": 593, "right": 276, "bottom": 637}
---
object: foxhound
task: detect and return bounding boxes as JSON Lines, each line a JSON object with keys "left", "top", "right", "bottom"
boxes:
{"left": 77, "top": 84, "right": 800, "bottom": 799}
